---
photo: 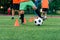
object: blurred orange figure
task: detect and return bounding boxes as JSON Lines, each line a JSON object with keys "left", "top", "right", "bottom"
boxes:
{"left": 41, "top": 0, "right": 49, "bottom": 20}
{"left": 42, "top": 0, "right": 49, "bottom": 8}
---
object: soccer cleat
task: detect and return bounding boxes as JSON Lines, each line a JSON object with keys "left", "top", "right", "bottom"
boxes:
{"left": 20, "top": 19, "right": 24, "bottom": 24}
{"left": 19, "top": 17, "right": 21, "bottom": 19}
{"left": 11, "top": 17, "right": 14, "bottom": 19}
{"left": 21, "top": 18, "right": 26, "bottom": 24}
{"left": 41, "top": 16, "right": 47, "bottom": 21}
{"left": 40, "top": 16, "right": 44, "bottom": 19}
{"left": 43, "top": 17, "right": 47, "bottom": 21}
{"left": 19, "top": 16, "right": 21, "bottom": 19}
{"left": 43, "top": 18, "right": 46, "bottom": 21}
{"left": 44, "top": 16, "right": 47, "bottom": 19}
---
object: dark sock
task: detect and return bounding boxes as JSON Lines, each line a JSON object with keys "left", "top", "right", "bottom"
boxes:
{"left": 20, "top": 14, "right": 24, "bottom": 24}
{"left": 35, "top": 9, "right": 41, "bottom": 17}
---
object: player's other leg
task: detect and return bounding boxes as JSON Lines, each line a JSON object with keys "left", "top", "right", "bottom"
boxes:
{"left": 19, "top": 10, "right": 24, "bottom": 24}
{"left": 42, "top": 8, "right": 48, "bottom": 20}
{"left": 18, "top": 11, "right": 21, "bottom": 19}
{"left": 16, "top": 4, "right": 20, "bottom": 19}
{"left": 11, "top": 4, "right": 20, "bottom": 19}
{"left": 28, "top": 1, "right": 42, "bottom": 18}
{"left": 11, "top": 4, "right": 15, "bottom": 19}
{"left": 11, "top": 4, "right": 16, "bottom": 19}
{"left": 19, "top": 2, "right": 27, "bottom": 24}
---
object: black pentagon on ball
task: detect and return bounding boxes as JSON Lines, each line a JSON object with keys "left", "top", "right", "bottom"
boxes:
{"left": 35, "top": 21, "right": 37, "bottom": 23}
{"left": 38, "top": 20, "right": 41, "bottom": 22}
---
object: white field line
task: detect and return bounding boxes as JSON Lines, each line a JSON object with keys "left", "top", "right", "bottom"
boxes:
{"left": 0, "top": 25, "right": 13, "bottom": 26}
{"left": 0, "top": 16, "right": 60, "bottom": 20}
{"left": 0, "top": 27, "right": 60, "bottom": 30}
{"left": 0, "top": 19, "right": 11, "bottom": 20}
{"left": 0, "top": 25, "right": 60, "bottom": 30}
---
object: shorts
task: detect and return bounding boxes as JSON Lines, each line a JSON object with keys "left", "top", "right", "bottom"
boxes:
{"left": 11, "top": 4, "right": 19, "bottom": 10}
{"left": 42, "top": 8, "right": 48, "bottom": 12}
{"left": 19, "top": 1, "right": 36, "bottom": 10}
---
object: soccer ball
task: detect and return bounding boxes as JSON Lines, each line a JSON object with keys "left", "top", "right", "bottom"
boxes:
{"left": 34, "top": 17, "right": 43, "bottom": 26}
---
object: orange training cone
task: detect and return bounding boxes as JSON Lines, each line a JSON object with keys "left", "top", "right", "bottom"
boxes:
{"left": 29, "top": 17, "right": 34, "bottom": 22}
{"left": 14, "top": 19, "right": 19, "bottom": 26}
{"left": 24, "top": 18, "right": 26, "bottom": 24}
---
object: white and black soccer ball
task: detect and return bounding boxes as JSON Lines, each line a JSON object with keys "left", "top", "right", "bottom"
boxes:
{"left": 34, "top": 17, "right": 43, "bottom": 26}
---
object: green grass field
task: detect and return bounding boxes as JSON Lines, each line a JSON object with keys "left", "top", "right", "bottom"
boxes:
{"left": 0, "top": 15, "right": 60, "bottom": 40}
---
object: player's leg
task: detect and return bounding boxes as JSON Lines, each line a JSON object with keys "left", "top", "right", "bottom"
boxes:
{"left": 19, "top": 10, "right": 24, "bottom": 24}
{"left": 18, "top": 10, "right": 21, "bottom": 19}
{"left": 15, "top": 4, "right": 20, "bottom": 19}
{"left": 42, "top": 8, "right": 48, "bottom": 20}
{"left": 19, "top": 2, "right": 27, "bottom": 24}
{"left": 11, "top": 4, "right": 20, "bottom": 19}
{"left": 11, "top": 4, "right": 16, "bottom": 19}
{"left": 28, "top": 1, "right": 42, "bottom": 18}
{"left": 12, "top": 8, "right": 15, "bottom": 19}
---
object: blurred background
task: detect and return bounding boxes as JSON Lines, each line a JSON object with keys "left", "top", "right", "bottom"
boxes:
{"left": 0, "top": 0, "right": 60, "bottom": 15}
